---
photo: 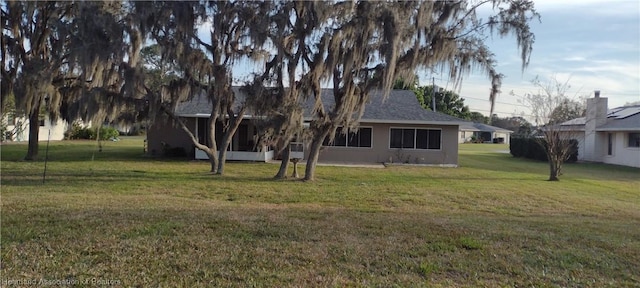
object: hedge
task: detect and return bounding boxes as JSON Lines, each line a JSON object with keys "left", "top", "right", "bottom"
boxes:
{"left": 67, "top": 124, "right": 119, "bottom": 141}
{"left": 510, "top": 137, "right": 578, "bottom": 163}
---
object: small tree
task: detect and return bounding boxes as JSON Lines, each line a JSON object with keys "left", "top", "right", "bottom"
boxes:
{"left": 522, "top": 77, "right": 580, "bottom": 181}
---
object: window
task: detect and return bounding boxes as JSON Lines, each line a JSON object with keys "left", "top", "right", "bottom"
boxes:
{"left": 628, "top": 133, "right": 640, "bottom": 148}
{"left": 7, "top": 113, "right": 15, "bottom": 125}
{"left": 401, "top": 129, "right": 414, "bottom": 149}
{"left": 348, "top": 127, "right": 372, "bottom": 148}
{"left": 416, "top": 129, "right": 428, "bottom": 149}
{"left": 390, "top": 128, "right": 441, "bottom": 150}
{"left": 428, "top": 129, "right": 441, "bottom": 150}
{"left": 333, "top": 127, "right": 347, "bottom": 146}
{"left": 607, "top": 133, "right": 613, "bottom": 155}
{"left": 390, "top": 129, "right": 403, "bottom": 148}
{"left": 324, "top": 127, "right": 372, "bottom": 148}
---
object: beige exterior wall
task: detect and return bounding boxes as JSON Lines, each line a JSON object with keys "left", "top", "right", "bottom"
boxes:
{"left": 147, "top": 118, "right": 196, "bottom": 157}
{"left": 316, "top": 122, "right": 459, "bottom": 165}
{"left": 149, "top": 118, "right": 461, "bottom": 165}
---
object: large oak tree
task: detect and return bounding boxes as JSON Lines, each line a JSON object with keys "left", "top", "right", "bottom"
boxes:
{"left": 134, "top": 1, "right": 272, "bottom": 175}
{"left": 267, "top": 1, "right": 539, "bottom": 181}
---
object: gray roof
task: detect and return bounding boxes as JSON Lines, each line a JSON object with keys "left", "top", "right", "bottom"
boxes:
{"left": 558, "top": 105, "right": 640, "bottom": 132}
{"left": 175, "top": 87, "right": 245, "bottom": 116}
{"left": 302, "top": 89, "right": 466, "bottom": 125}
{"left": 176, "top": 87, "right": 466, "bottom": 125}
{"left": 597, "top": 106, "right": 640, "bottom": 131}
{"left": 561, "top": 117, "right": 586, "bottom": 126}
{"left": 459, "top": 122, "right": 513, "bottom": 133}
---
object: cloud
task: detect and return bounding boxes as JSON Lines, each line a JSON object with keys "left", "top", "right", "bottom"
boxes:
{"left": 534, "top": 0, "right": 640, "bottom": 16}
{"left": 563, "top": 56, "right": 586, "bottom": 62}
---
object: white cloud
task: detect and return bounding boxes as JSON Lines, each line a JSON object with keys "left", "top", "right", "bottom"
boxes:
{"left": 534, "top": 0, "right": 639, "bottom": 16}
{"left": 563, "top": 56, "right": 586, "bottom": 62}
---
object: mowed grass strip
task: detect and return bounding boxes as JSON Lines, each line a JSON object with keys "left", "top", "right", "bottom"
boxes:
{"left": 1, "top": 139, "right": 639, "bottom": 287}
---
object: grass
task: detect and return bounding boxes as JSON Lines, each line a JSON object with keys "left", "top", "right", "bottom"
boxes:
{"left": 1, "top": 138, "right": 639, "bottom": 287}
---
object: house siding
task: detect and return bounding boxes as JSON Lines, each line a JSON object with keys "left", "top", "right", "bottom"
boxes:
{"left": 459, "top": 131, "right": 473, "bottom": 143}
{"left": 602, "top": 131, "right": 640, "bottom": 168}
{"left": 568, "top": 131, "right": 586, "bottom": 162}
{"left": 147, "top": 118, "right": 196, "bottom": 157}
{"left": 494, "top": 132, "right": 510, "bottom": 144}
{"left": 316, "top": 122, "right": 459, "bottom": 165}
{"left": 3, "top": 116, "right": 67, "bottom": 141}
{"left": 558, "top": 95, "right": 639, "bottom": 168}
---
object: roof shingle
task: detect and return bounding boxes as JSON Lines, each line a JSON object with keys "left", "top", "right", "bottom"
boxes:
{"left": 176, "top": 87, "right": 467, "bottom": 125}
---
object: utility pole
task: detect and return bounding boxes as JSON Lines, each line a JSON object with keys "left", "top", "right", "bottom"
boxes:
{"left": 431, "top": 77, "right": 436, "bottom": 112}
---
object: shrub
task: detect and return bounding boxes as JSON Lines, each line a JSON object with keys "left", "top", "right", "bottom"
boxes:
{"left": 67, "top": 126, "right": 119, "bottom": 141}
{"left": 510, "top": 137, "right": 578, "bottom": 163}
{"left": 98, "top": 126, "right": 119, "bottom": 140}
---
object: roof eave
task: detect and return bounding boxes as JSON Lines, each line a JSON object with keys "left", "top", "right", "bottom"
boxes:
{"left": 301, "top": 117, "right": 464, "bottom": 126}
{"left": 176, "top": 113, "right": 211, "bottom": 118}
{"left": 176, "top": 114, "right": 262, "bottom": 119}
{"left": 596, "top": 127, "right": 640, "bottom": 132}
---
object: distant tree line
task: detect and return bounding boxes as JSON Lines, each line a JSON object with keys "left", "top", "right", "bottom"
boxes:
{"left": 393, "top": 79, "right": 537, "bottom": 137}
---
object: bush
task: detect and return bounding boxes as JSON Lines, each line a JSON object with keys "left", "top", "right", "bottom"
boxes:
{"left": 98, "top": 126, "right": 119, "bottom": 140}
{"left": 510, "top": 137, "right": 578, "bottom": 163}
{"left": 67, "top": 126, "right": 119, "bottom": 141}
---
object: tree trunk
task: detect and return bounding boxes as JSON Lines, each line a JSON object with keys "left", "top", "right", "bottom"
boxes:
{"left": 160, "top": 105, "right": 219, "bottom": 173}
{"left": 304, "top": 125, "right": 333, "bottom": 181}
{"left": 217, "top": 146, "right": 228, "bottom": 175}
{"left": 207, "top": 113, "right": 219, "bottom": 174}
{"left": 304, "top": 137, "right": 323, "bottom": 181}
{"left": 208, "top": 149, "right": 218, "bottom": 173}
{"left": 24, "top": 107, "right": 41, "bottom": 161}
{"left": 216, "top": 114, "right": 245, "bottom": 175}
{"left": 548, "top": 157, "right": 559, "bottom": 181}
{"left": 275, "top": 144, "right": 291, "bottom": 179}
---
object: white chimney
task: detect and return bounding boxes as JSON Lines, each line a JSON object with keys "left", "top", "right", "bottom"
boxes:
{"left": 584, "top": 90, "right": 608, "bottom": 162}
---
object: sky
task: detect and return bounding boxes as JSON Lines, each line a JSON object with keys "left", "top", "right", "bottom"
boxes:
{"left": 223, "top": 0, "right": 640, "bottom": 120}
{"left": 446, "top": 0, "right": 640, "bottom": 119}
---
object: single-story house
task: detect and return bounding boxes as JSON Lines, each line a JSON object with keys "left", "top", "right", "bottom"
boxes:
{"left": 558, "top": 91, "right": 640, "bottom": 168}
{"left": 2, "top": 114, "right": 67, "bottom": 142}
{"left": 458, "top": 122, "right": 512, "bottom": 144}
{"left": 146, "top": 88, "right": 468, "bottom": 166}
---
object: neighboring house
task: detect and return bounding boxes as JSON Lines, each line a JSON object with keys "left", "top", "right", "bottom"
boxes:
{"left": 2, "top": 114, "right": 67, "bottom": 142}
{"left": 459, "top": 122, "right": 512, "bottom": 144}
{"left": 558, "top": 92, "right": 640, "bottom": 168}
{"left": 147, "top": 88, "right": 468, "bottom": 166}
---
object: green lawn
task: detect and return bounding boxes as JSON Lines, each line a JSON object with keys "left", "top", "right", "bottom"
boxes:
{"left": 1, "top": 138, "right": 639, "bottom": 287}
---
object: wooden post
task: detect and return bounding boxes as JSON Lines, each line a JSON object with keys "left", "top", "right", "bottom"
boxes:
{"left": 291, "top": 158, "right": 300, "bottom": 178}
